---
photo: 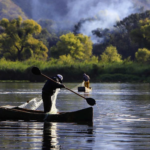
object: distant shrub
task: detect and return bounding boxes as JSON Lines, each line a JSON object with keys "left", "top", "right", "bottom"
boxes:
{"left": 97, "top": 74, "right": 140, "bottom": 82}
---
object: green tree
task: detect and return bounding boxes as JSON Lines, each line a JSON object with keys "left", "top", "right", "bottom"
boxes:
{"left": 92, "top": 11, "right": 150, "bottom": 60}
{"left": 135, "top": 48, "right": 150, "bottom": 63}
{"left": 33, "top": 28, "right": 59, "bottom": 58}
{"left": 0, "top": 17, "right": 48, "bottom": 61}
{"left": 38, "top": 19, "right": 56, "bottom": 34}
{"left": 59, "top": 54, "right": 74, "bottom": 65}
{"left": 50, "top": 32, "right": 93, "bottom": 60}
{"left": 131, "top": 18, "right": 150, "bottom": 49}
{"left": 100, "top": 45, "right": 122, "bottom": 63}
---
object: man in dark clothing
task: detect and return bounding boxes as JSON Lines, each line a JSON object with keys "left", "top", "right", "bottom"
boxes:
{"left": 42, "top": 74, "right": 65, "bottom": 113}
{"left": 83, "top": 73, "right": 90, "bottom": 88}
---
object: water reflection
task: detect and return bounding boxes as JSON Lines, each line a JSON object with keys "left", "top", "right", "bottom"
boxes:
{"left": 42, "top": 122, "right": 59, "bottom": 150}
{"left": 84, "top": 93, "right": 90, "bottom": 97}
{"left": 42, "top": 122, "right": 94, "bottom": 150}
{"left": 0, "top": 121, "right": 43, "bottom": 149}
{"left": 1, "top": 83, "right": 150, "bottom": 149}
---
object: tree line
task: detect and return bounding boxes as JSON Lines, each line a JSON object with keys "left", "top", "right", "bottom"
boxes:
{"left": 91, "top": 10, "right": 150, "bottom": 62}
{"left": 1, "top": 10, "right": 150, "bottom": 64}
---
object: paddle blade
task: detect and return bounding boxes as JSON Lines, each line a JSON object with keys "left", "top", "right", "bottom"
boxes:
{"left": 32, "top": 67, "right": 41, "bottom": 75}
{"left": 86, "top": 98, "right": 96, "bottom": 106}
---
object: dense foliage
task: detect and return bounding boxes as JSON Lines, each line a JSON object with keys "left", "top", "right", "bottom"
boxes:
{"left": 75, "top": 10, "right": 150, "bottom": 60}
{"left": 135, "top": 48, "right": 150, "bottom": 63}
{"left": 0, "top": 1, "right": 150, "bottom": 82}
{"left": 100, "top": 46, "right": 122, "bottom": 63}
{"left": 0, "top": 58, "right": 150, "bottom": 83}
{"left": 0, "top": 17, "right": 48, "bottom": 61}
{"left": 131, "top": 18, "right": 150, "bottom": 49}
{"left": 50, "top": 33, "right": 93, "bottom": 61}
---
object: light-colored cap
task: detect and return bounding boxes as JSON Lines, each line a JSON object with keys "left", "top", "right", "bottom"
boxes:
{"left": 57, "top": 74, "right": 63, "bottom": 81}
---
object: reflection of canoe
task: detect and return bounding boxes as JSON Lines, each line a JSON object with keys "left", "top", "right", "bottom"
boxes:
{"left": 0, "top": 105, "right": 93, "bottom": 123}
{"left": 78, "top": 87, "right": 92, "bottom": 92}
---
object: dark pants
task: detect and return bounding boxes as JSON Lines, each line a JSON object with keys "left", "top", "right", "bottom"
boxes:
{"left": 42, "top": 92, "right": 52, "bottom": 113}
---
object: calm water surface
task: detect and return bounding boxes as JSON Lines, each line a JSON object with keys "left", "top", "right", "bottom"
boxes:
{"left": 0, "top": 83, "right": 150, "bottom": 150}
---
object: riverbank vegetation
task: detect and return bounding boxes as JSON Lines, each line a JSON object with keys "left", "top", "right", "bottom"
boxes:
{"left": 1, "top": 9, "right": 150, "bottom": 82}
{"left": 0, "top": 58, "right": 150, "bottom": 83}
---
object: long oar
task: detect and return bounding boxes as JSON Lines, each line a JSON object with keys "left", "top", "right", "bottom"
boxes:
{"left": 31, "top": 67, "right": 96, "bottom": 106}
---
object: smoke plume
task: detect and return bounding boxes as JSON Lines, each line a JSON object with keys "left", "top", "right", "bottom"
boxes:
{"left": 31, "top": 0, "right": 147, "bottom": 43}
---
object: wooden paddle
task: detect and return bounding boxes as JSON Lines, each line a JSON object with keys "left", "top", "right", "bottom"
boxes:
{"left": 31, "top": 67, "right": 96, "bottom": 106}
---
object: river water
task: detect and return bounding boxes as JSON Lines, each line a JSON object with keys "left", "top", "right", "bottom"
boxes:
{"left": 0, "top": 83, "right": 150, "bottom": 150}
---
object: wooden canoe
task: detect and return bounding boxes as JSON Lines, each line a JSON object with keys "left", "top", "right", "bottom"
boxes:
{"left": 0, "top": 105, "right": 93, "bottom": 123}
{"left": 78, "top": 87, "right": 92, "bottom": 92}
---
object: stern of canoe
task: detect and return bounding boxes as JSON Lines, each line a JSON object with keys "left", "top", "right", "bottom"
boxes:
{"left": 0, "top": 106, "right": 93, "bottom": 124}
{"left": 45, "top": 107, "right": 93, "bottom": 123}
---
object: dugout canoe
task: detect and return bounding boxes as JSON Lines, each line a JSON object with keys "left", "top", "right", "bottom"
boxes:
{"left": 78, "top": 87, "right": 92, "bottom": 92}
{"left": 0, "top": 105, "right": 93, "bottom": 123}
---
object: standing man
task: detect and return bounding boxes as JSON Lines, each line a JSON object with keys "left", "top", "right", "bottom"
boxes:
{"left": 42, "top": 74, "right": 65, "bottom": 113}
{"left": 83, "top": 73, "right": 90, "bottom": 88}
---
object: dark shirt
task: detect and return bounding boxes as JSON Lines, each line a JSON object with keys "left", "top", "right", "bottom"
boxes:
{"left": 83, "top": 74, "right": 90, "bottom": 82}
{"left": 42, "top": 77, "right": 63, "bottom": 95}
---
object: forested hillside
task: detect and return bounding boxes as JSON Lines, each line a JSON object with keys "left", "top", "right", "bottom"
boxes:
{"left": 0, "top": 0, "right": 27, "bottom": 20}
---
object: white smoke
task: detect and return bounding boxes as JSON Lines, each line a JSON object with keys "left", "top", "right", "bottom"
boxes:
{"left": 31, "top": 0, "right": 144, "bottom": 43}
{"left": 66, "top": 0, "right": 137, "bottom": 43}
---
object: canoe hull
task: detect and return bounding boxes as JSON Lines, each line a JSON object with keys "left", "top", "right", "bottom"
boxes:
{"left": 0, "top": 106, "right": 93, "bottom": 123}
